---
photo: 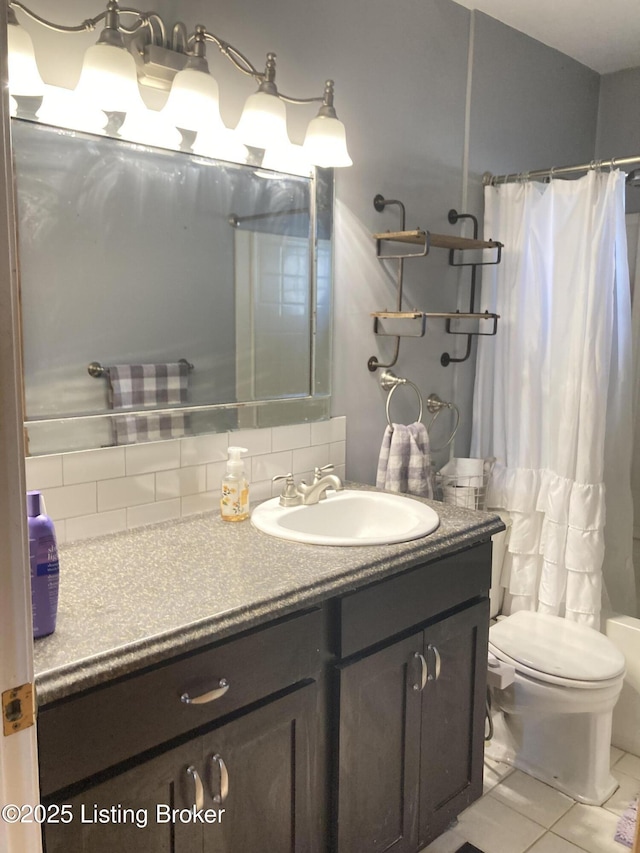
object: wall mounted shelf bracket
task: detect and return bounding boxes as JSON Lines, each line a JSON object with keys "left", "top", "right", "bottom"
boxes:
{"left": 367, "top": 196, "right": 503, "bottom": 372}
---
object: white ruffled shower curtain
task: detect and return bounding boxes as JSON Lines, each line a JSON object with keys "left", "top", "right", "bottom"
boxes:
{"left": 471, "top": 170, "right": 634, "bottom": 627}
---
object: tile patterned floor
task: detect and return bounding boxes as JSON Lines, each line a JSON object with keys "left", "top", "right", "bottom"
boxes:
{"left": 421, "top": 747, "right": 640, "bottom": 853}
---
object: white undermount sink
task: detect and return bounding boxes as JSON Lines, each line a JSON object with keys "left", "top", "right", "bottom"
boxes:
{"left": 251, "top": 489, "right": 440, "bottom": 546}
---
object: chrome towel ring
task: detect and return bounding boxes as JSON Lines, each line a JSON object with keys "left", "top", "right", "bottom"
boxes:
{"left": 380, "top": 370, "right": 423, "bottom": 426}
{"left": 379, "top": 370, "right": 460, "bottom": 451}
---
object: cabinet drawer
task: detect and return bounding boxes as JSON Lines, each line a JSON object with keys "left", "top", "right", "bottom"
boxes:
{"left": 38, "top": 607, "right": 323, "bottom": 796}
{"left": 337, "top": 542, "right": 491, "bottom": 658}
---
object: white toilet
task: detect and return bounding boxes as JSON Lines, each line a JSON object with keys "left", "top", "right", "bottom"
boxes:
{"left": 486, "top": 525, "right": 626, "bottom": 805}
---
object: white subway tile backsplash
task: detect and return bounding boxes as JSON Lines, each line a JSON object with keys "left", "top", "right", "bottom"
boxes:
{"left": 311, "top": 420, "right": 333, "bottom": 445}
{"left": 181, "top": 492, "right": 218, "bottom": 516}
{"left": 206, "top": 460, "right": 228, "bottom": 493}
{"left": 272, "top": 423, "right": 311, "bottom": 452}
{"left": 292, "top": 444, "right": 330, "bottom": 474}
{"left": 156, "top": 466, "right": 206, "bottom": 500}
{"left": 25, "top": 454, "right": 63, "bottom": 491}
{"left": 53, "top": 519, "right": 66, "bottom": 546}
{"left": 127, "top": 499, "right": 181, "bottom": 529}
{"left": 251, "top": 480, "right": 273, "bottom": 503}
{"left": 34, "top": 417, "right": 346, "bottom": 543}
{"left": 65, "top": 510, "right": 127, "bottom": 542}
{"left": 330, "top": 416, "right": 346, "bottom": 442}
{"left": 43, "top": 482, "right": 97, "bottom": 520}
{"left": 63, "top": 446, "right": 125, "bottom": 485}
{"left": 251, "top": 450, "right": 293, "bottom": 483}
{"left": 330, "top": 440, "right": 346, "bottom": 468}
{"left": 125, "top": 440, "right": 181, "bottom": 475}
{"left": 227, "top": 428, "right": 271, "bottom": 456}
{"left": 98, "top": 474, "right": 155, "bottom": 512}
{"left": 180, "top": 433, "right": 228, "bottom": 467}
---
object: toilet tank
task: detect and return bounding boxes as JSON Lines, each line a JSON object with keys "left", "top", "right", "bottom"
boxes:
{"left": 490, "top": 511, "right": 511, "bottom": 618}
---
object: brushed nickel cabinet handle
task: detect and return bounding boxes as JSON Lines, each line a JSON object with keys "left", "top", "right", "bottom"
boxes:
{"left": 186, "top": 765, "right": 204, "bottom": 811}
{"left": 212, "top": 753, "right": 229, "bottom": 804}
{"left": 181, "top": 678, "right": 229, "bottom": 705}
{"left": 427, "top": 644, "right": 441, "bottom": 681}
{"left": 413, "top": 652, "right": 428, "bottom": 691}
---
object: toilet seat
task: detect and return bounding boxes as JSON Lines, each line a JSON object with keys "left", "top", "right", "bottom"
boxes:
{"left": 489, "top": 611, "right": 625, "bottom": 687}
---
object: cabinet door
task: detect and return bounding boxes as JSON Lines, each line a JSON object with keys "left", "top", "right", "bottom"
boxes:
{"left": 202, "top": 682, "right": 320, "bottom": 853}
{"left": 336, "top": 633, "right": 423, "bottom": 853}
{"left": 43, "top": 740, "right": 203, "bottom": 853}
{"left": 418, "top": 598, "right": 489, "bottom": 847}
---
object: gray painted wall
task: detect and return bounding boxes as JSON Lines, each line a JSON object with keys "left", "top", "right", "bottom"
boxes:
{"left": 596, "top": 67, "right": 640, "bottom": 215}
{"left": 14, "top": 0, "right": 604, "bottom": 483}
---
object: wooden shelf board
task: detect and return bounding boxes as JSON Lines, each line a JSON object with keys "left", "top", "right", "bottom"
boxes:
{"left": 371, "top": 311, "right": 500, "bottom": 321}
{"left": 372, "top": 230, "right": 426, "bottom": 245}
{"left": 372, "top": 230, "right": 501, "bottom": 251}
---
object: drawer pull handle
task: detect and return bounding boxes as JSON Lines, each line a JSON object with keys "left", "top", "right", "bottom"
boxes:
{"left": 427, "top": 644, "right": 441, "bottom": 681}
{"left": 413, "top": 652, "right": 427, "bottom": 691}
{"left": 186, "top": 765, "right": 204, "bottom": 811}
{"left": 212, "top": 753, "right": 229, "bottom": 804}
{"left": 181, "top": 678, "right": 229, "bottom": 705}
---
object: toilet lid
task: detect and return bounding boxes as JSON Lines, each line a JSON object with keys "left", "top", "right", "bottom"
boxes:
{"left": 489, "top": 611, "right": 626, "bottom": 682}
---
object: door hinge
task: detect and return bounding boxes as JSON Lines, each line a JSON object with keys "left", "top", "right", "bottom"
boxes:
{"left": 2, "top": 683, "right": 35, "bottom": 736}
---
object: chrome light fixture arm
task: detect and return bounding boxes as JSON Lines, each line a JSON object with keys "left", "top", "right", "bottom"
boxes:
{"left": 8, "top": 1, "right": 107, "bottom": 34}
{"left": 9, "top": 1, "right": 166, "bottom": 46}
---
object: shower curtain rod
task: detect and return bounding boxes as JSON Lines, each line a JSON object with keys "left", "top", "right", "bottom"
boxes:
{"left": 483, "top": 154, "right": 640, "bottom": 186}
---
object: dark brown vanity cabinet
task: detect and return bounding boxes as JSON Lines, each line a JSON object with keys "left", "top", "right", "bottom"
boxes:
{"left": 39, "top": 541, "right": 492, "bottom": 853}
{"left": 43, "top": 684, "right": 320, "bottom": 853}
{"left": 334, "top": 544, "right": 491, "bottom": 853}
{"left": 40, "top": 609, "right": 326, "bottom": 853}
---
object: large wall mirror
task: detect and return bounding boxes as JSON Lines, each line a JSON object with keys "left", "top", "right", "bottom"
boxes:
{"left": 12, "top": 119, "right": 333, "bottom": 456}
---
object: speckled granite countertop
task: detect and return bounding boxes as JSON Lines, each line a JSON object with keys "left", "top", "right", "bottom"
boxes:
{"left": 33, "top": 487, "right": 504, "bottom": 706}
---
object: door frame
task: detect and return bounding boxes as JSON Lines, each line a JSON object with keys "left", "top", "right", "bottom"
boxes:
{"left": 0, "top": 2, "right": 42, "bottom": 850}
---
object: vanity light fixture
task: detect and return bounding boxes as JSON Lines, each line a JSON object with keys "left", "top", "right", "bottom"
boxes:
{"left": 6, "top": 7, "right": 44, "bottom": 96}
{"left": 6, "top": 0, "right": 353, "bottom": 168}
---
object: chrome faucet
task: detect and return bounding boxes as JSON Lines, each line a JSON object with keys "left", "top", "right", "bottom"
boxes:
{"left": 273, "top": 466, "right": 343, "bottom": 507}
{"left": 297, "top": 471, "right": 344, "bottom": 505}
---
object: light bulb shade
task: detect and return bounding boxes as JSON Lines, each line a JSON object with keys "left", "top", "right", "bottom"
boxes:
{"left": 37, "top": 85, "right": 108, "bottom": 134}
{"left": 192, "top": 128, "right": 248, "bottom": 164}
{"left": 118, "top": 107, "right": 182, "bottom": 150}
{"left": 7, "top": 22, "right": 45, "bottom": 97}
{"left": 75, "top": 43, "right": 144, "bottom": 113}
{"left": 161, "top": 67, "right": 225, "bottom": 134}
{"left": 302, "top": 114, "right": 352, "bottom": 168}
{"left": 262, "top": 144, "right": 313, "bottom": 177}
{"left": 235, "top": 90, "right": 290, "bottom": 150}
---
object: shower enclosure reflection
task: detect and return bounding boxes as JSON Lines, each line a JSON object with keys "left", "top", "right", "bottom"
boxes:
{"left": 12, "top": 120, "right": 332, "bottom": 454}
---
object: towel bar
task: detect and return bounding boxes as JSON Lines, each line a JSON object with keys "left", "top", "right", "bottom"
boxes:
{"left": 88, "top": 359, "right": 194, "bottom": 378}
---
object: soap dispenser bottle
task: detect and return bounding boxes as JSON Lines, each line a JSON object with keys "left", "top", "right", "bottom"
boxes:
{"left": 221, "top": 447, "right": 249, "bottom": 522}
{"left": 27, "top": 490, "right": 60, "bottom": 638}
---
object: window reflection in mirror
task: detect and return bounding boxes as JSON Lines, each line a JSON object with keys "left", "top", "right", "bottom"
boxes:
{"left": 12, "top": 120, "right": 332, "bottom": 455}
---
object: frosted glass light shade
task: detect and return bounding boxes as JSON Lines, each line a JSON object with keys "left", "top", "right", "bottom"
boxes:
{"left": 302, "top": 115, "right": 352, "bottom": 168}
{"left": 192, "top": 128, "right": 248, "bottom": 164}
{"left": 235, "top": 90, "right": 290, "bottom": 150}
{"left": 37, "top": 85, "right": 108, "bottom": 134}
{"left": 75, "top": 43, "right": 145, "bottom": 113}
{"left": 118, "top": 107, "right": 182, "bottom": 150}
{"left": 7, "top": 22, "right": 45, "bottom": 97}
{"left": 162, "top": 67, "right": 225, "bottom": 134}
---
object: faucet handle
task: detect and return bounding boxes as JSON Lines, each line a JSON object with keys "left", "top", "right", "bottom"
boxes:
{"left": 313, "top": 464, "right": 334, "bottom": 483}
{"left": 272, "top": 473, "right": 301, "bottom": 507}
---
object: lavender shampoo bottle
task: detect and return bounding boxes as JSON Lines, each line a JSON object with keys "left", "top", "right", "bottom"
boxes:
{"left": 27, "top": 491, "right": 59, "bottom": 638}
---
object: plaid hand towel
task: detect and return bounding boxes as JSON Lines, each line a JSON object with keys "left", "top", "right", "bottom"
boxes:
{"left": 108, "top": 363, "right": 190, "bottom": 445}
{"left": 376, "top": 422, "right": 434, "bottom": 497}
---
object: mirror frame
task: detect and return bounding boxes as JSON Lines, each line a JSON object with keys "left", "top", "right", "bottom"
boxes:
{"left": 11, "top": 117, "right": 334, "bottom": 455}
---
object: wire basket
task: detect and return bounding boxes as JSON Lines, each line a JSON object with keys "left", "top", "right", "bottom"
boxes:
{"left": 434, "top": 457, "right": 494, "bottom": 511}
